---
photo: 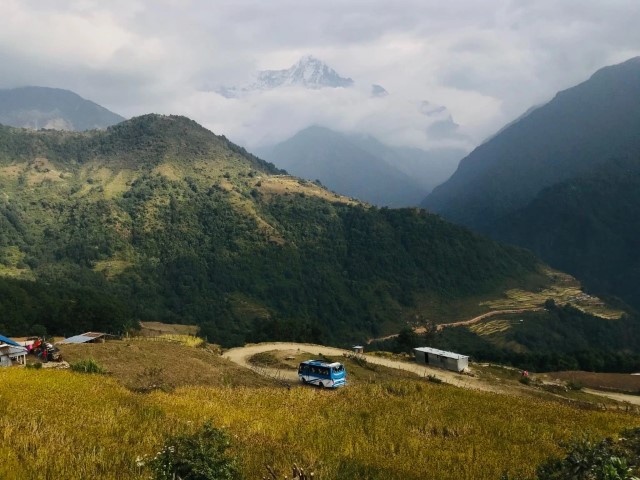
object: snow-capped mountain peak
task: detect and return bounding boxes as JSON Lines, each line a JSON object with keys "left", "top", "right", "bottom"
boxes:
{"left": 217, "top": 56, "right": 354, "bottom": 97}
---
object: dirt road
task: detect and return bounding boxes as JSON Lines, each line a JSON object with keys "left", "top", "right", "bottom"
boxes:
{"left": 367, "top": 308, "right": 539, "bottom": 344}
{"left": 225, "top": 342, "right": 640, "bottom": 406}
{"left": 433, "top": 308, "right": 540, "bottom": 331}
{"left": 582, "top": 388, "right": 640, "bottom": 406}
{"left": 224, "top": 342, "right": 504, "bottom": 393}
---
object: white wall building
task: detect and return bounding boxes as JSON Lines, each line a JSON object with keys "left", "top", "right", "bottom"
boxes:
{"left": 414, "top": 347, "right": 469, "bottom": 373}
{"left": 0, "top": 344, "right": 27, "bottom": 367}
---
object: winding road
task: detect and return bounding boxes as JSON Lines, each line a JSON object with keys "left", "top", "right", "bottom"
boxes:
{"left": 225, "top": 342, "right": 504, "bottom": 394}
{"left": 225, "top": 342, "right": 640, "bottom": 406}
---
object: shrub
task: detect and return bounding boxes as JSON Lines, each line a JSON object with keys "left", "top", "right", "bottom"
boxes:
{"left": 536, "top": 433, "right": 640, "bottom": 480}
{"left": 147, "top": 422, "right": 243, "bottom": 480}
{"left": 70, "top": 359, "right": 105, "bottom": 374}
{"left": 567, "top": 380, "right": 584, "bottom": 391}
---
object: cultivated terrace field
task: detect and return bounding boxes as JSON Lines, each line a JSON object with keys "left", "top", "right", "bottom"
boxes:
{"left": 0, "top": 356, "right": 637, "bottom": 480}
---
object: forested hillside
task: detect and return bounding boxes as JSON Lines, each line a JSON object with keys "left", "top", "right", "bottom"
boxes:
{"left": 422, "top": 57, "right": 640, "bottom": 309}
{"left": 0, "top": 114, "right": 540, "bottom": 345}
{"left": 495, "top": 156, "right": 640, "bottom": 310}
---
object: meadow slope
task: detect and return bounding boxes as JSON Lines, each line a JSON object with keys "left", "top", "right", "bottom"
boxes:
{"left": 0, "top": 367, "right": 637, "bottom": 480}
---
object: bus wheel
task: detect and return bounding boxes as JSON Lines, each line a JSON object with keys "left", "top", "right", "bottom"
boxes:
{"left": 301, "top": 377, "right": 307, "bottom": 384}
{"left": 318, "top": 382, "right": 325, "bottom": 389}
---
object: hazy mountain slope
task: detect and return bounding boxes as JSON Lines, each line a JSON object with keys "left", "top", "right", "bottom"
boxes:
{"left": 495, "top": 156, "right": 640, "bottom": 309}
{"left": 423, "top": 57, "right": 640, "bottom": 232}
{"left": 0, "top": 115, "right": 540, "bottom": 345}
{"left": 348, "top": 134, "right": 466, "bottom": 192}
{"left": 0, "top": 86, "right": 125, "bottom": 131}
{"left": 258, "top": 126, "right": 428, "bottom": 207}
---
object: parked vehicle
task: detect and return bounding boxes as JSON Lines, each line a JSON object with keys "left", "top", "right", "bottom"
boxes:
{"left": 28, "top": 338, "right": 61, "bottom": 362}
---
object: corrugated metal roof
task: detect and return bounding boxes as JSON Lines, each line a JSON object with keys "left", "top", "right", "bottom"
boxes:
{"left": 300, "top": 359, "right": 343, "bottom": 368}
{"left": 414, "top": 347, "right": 468, "bottom": 360}
{"left": 0, "top": 334, "right": 20, "bottom": 347}
{"left": 0, "top": 344, "right": 27, "bottom": 356}
{"left": 58, "top": 332, "right": 109, "bottom": 344}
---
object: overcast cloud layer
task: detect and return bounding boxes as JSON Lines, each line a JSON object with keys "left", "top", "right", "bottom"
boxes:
{"left": 0, "top": 0, "right": 639, "bottom": 150}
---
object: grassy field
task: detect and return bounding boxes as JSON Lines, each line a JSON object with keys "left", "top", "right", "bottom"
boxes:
{"left": 58, "top": 339, "right": 275, "bottom": 391}
{"left": 547, "top": 371, "right": 640, "bottom": 394}
{"left": 0, "top": 364, "right": 637, "bottom": 480}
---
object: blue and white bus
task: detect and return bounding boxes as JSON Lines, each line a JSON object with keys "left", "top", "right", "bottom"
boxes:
{"left": 298, "top": 360, "right": 346, "bottom": 388}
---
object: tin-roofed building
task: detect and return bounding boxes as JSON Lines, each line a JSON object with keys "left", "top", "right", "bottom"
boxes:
{"left": 57, "top": 332, "right": 115, "bottom": 345}
{"left": 413, "top": 347, "right": 469, "bottom": 373}
{"left": 0, "top": 335, "right": 27, "bottom": 367}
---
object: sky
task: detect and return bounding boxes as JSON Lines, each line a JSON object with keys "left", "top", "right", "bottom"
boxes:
{"left": 0, "top": 0, "right": 639, "bottom": 151}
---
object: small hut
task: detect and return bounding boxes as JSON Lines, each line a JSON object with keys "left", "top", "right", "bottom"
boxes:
{"left": 0, "top": 336, "right": 27, "bottom": 367}
{"left": 413, "top": 347, "right": 469, "bottom": 373}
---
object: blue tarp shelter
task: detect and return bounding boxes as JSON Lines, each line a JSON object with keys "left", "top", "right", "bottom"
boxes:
{"left": 0, "top": 335, "right": 20, "bottom": 347}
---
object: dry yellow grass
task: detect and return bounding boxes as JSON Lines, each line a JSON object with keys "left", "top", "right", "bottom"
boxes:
{"left": 257, "top": 175, "right": 360, "bottom": 205}
{"left": 57, "top": 339, "right": 274, "bottom": 391}
{"left": 470, "top": 319, "right": 513, "bottom": 336}
{"left": 139, "top": 322, "right": 199, "bottom": 336}
{"left": 0, "top": 367, "right": 636, "bottom": 480}
{"left": 149, "top": 334, "right": 205, "bottom": 348}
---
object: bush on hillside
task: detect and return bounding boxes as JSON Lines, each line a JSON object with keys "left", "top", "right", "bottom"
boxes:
{"left": 70, "top": 358, "right": 105, "bottom": 374}
{"left": 536, "top": 433, "right": 640, "bottom": 480}
{"left": 501, "top": 428, "right": 640, "bottom": 479}
{"left": 148, "top": 422, "right": 243, "bottom": 480}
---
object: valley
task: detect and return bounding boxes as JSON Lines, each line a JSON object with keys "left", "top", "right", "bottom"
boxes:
{"left": 1, "top": 45, "right": 640, "bottom": 480}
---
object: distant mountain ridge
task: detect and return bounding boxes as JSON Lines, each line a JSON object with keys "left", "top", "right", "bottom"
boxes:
{"left": 422, "top": 56, "right": 640, "bottom": 309}
{"left": 423, "top": 56, "right": 640, "bottom": 231}
{"left": 256, "top": 126, "right": 429, "bottom": 207}
{"left": 0, "top": 86, "right": 125, "bottom": 131}
{"left": 347, "top": 133, "right": 465, "bottom": 193}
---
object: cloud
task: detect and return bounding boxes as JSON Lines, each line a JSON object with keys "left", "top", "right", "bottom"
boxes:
{"left": 0, "top": 0, "right": 638, "bottom": 150}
